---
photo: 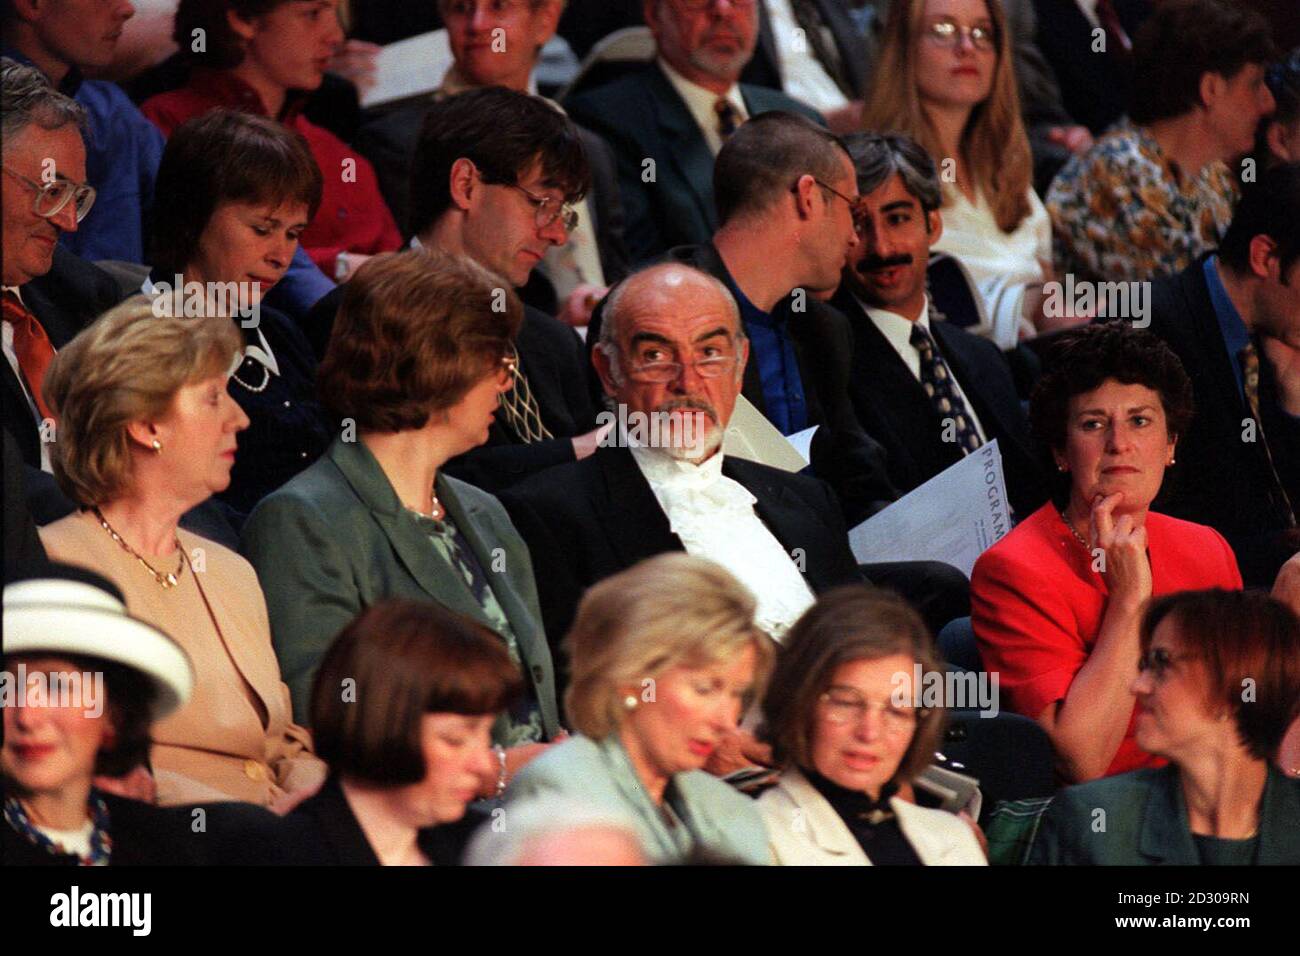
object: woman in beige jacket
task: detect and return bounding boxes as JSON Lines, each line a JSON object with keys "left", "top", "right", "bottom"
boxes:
{"left": 39, "top": 298, "right": 325, "bottom": 807}
{"left": 758, "top": 587, "right": 986, "bottom": 865}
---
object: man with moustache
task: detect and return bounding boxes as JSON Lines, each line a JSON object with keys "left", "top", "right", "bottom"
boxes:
{"left": 587, "top": 111, "right": 899, "bottom": 527}
{"left": 564, "top": 0, "right": 821, "bottom": 263}
{"left": 499, "top": 262, "right": 864, "bottom": 658}
{"left": 831, "top": 132, "right": 1047, "bottom": 519}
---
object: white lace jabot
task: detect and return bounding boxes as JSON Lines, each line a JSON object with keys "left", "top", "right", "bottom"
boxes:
{"left": 629, "top": 445, "right": 815, "bottom": 641}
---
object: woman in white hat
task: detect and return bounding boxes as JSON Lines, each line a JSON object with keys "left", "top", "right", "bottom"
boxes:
{"left": 1, "top": 563, "right": 208, "bottom": 864}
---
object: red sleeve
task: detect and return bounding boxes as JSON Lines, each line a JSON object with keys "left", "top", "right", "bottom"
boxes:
{"left": 138, "top": 95, "right": 185, "bottom": 138}
{"left": 971, "top": 545, "right": 1088, "bottom": 722}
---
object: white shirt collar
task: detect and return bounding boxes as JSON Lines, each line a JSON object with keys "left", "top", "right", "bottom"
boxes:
{"left": 628, "top": 441, "right": 727, "bottom": 494}
{"left": 1, "top": 285, "right": 22, "bottom": 302}
{"left": 656, "top": 57, "right": 747, "bottom": 155}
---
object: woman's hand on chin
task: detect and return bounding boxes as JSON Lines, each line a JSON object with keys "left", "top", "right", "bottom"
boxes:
{"left": 1091, "top": 492, "right": 1152, "bottom": 609}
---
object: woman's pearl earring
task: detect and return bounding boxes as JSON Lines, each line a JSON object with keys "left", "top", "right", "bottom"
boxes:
{"left": 151, "top": 439, "right": 163, "bottom": 455}
{"left": 623, "top": 695, "right": 638, "bottom": 711}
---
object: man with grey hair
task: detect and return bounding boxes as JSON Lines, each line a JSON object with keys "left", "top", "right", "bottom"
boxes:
{"left": 830, "top": 131, "right": 1047, "bottom": 519}
{"left": 464, "top": 795, "right": 647, "bottom": 866}
{"left": 500, "top": 261, "right": 864, "bottom": 659}
{"left": 1, "top": 57, "right": 120, "bottom": 472}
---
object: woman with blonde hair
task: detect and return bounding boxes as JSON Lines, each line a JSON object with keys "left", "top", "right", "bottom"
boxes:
{"left": 506, "top": 553, "right": 776, "bottom": 865}
{"left": 38, "top": 297, "right": 325, "bottom": 807}
{"left": 863, "top": 0, "right": 1062, "bottom": 347}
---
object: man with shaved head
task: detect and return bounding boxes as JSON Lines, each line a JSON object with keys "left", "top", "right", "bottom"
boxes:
{"left": 500, "top": 261, "right": 863, "bottom": 659}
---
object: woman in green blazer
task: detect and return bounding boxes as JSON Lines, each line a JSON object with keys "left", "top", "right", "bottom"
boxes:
{"left": 507, "top": 554, "right": 776, "bottom": 865}
{"left": 1032, "top": 589, "right": 1300, "bottom": 865}
{"left": 242, "top": 251, "right": 561, "bottom": 795}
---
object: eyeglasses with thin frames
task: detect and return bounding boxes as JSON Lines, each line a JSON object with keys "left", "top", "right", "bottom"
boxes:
{"left": 504, "top": 182, "right": 579, "bottom": 233}
{"left": 443, "top": 0, "right": 531, "bottom": 20}
{"left": 1137, "top": 646, "right": 1199, "bottom": 681}
{"left": 2, "top": 166, "right": 96, "bottom": 223}
{"left": 797, "top": 177, "right": 867, "bottom": 227}
{"left": 923, "top": 18, "right": 997, "bottom": 52}
{"left": 819, "top": 688, "right": 923, "bottom": 734}
{"left": 614, "top": 343, "right": 740, "bottom": 384}
{"left": 674, "top": 0, "right": 757, "bottom": 11}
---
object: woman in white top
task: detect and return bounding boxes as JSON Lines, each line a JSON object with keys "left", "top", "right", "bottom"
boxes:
{"left": 757, "top": 587, "right": 986, "bottom": 865}
{"left": 863, "top": 0, "right": 1074, "bottom": 348}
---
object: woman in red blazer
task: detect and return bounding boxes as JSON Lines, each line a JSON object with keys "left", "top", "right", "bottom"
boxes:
{"left": 972, "top": 324, "right": 1241, "bottom": 783}
{"left": 141, "top": 1, "right": 400, "bottom": 281}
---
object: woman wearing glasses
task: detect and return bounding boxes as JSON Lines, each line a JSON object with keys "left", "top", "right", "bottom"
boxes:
{"left": 141, "top": 0, "right": 400, "bottom": 281}
{"left": 1031, "top": 589, "right": 1300, "bottom": 865}
{"left": 863, "top": 0, "right": 1064, "bottom": 347}
{"left": 972, "top": 324, "right": 1243, "bottom": 784}
{"left": 241, "top": 250, "right": 564, "bottom": 795}
{"left": 757, "top": 586, "right": 986, "bottom": 866}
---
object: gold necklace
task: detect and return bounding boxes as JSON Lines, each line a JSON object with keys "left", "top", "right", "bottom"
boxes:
{"left": 1058, "top": 508, "right": 1091, "bottom": 551}
{"left": 92, "top": 507, "right": 185, "bottom": 589}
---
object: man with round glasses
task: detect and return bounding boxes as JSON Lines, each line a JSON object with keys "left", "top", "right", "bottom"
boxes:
{"left": 307, "top": 86, "right": 609, "bottom": 494}
{"left": 1, "top": 58, "right": 121, "bottom": 473}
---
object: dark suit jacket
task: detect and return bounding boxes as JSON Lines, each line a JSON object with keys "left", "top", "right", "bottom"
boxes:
{"left": 1142, "top": 257, "right": 1300, "bottom": 587}
{"left": 498, "top": 445, "right": 864, "bottom": 660}
{"left": 831, "top": 287, "right": 1048, "bottom": 519}
{"left": 1031, "top": 764, "right": 1300, "bottom": 865}
{"left": 564, "top": 63, "right": 824, "bottom": 264}
{"left": 279, "top": 774, "right": 482, "bottom": 865}
{"left": 305, "top": 285, "right": 597, "bottom": 493}
{"left": 353, "top": 96, "right": 629, "bottom": 285}
{"left": 1033, "top": 0, "right": 1151, "bottom": 135}
{"left": 241, "top": 436, "right": 561, "bottom": 732}
{"left": 4, "top": 247, "right": 120, "bottom": 467}
{"left": 741, "top": 0, "right": 873, "bottom": 99}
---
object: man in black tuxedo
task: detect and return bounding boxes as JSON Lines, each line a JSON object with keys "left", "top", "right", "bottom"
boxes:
{"left": 354, "top": 0, "right": 628, "bottom": 326}
{"left": 501, "top": 262, "right": 966, "bottom": 664}
{"left": 583, "top": 111, "right": 898, "bottom": 526}
{"left": 831, "top": 132, "right": 1048, "bottom": 520}
{"left": 1142, "top": 163, "right": 1300, "bottom": 587}
{"left": 563, "top": 0, "right": 824, "bottom": 263}
{"left": 1, "top": 62, "right": 119, "bottom": 471}
{"left": 307, "top": 88, "right": 606, "bottom": 493}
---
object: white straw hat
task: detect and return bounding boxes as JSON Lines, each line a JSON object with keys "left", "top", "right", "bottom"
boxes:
{"left": 4, "top": 568, "right": 194, "bottom": 721}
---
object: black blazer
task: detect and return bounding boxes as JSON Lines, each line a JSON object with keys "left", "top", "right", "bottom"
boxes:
{"left": 306, "top": 284, "right": 598, "bottom": 493}
{"left": 1141, "top": 257, "right": 1300, "bottom": 587}
{"left": 564, "top": 63, "right": 824, "bottom": 264}
{"left": 831, "top": 287, "right": 1048, "bottom": 520}
{"left": 498, "top": 445, "right": 864, "bottom": 658}
{"left": 354, "top": 98, "right": 629, "bottom": 285}
{"left": 279, "top": 775, "right": 483, "bottom": 866}
{"left": 742, "top": 0, "right": 873, "bottom": 99}
{"left": 4, "top": 247, "right": 120, "bottom": 467}
{"left": 1033, "top": 0, "right": 1151, "bottom": 135}
{"left": 586, "top": 242, "right": 898, "bottom": 525}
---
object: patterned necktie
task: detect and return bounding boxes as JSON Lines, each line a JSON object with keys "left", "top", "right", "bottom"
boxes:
{"left": 497, "top": 349, "right": 553, "bottom": 444}
{"left": 2, "top": 290, "right": 56, "bottom": 423}
{"left": 714, "top": 97, "right": 741, "bottom": 141}
{"left": 1238, "top": 342, "right": 1297, "bottom": 527}
{"left": 911, "top": 324, "right": 982, "bottom": 455}
{"left": 789, "top": 0, "right": 854, "bottom": 99}
{"left": 1095, "top": 0, "right": 1133, "bottom": 56}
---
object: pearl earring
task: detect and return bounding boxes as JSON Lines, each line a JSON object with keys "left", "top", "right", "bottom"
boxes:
{"left": 623, "top": 695, "right": 638, "bottom": 711}
{"left": 151, "top": 439, "right": 163, "bottom": 455}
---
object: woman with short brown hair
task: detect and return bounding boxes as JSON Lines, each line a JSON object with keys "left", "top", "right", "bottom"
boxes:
{"left": 757, "top": 587, "right": 986, "bottom": 865}
{"left": 242, "top": 250, "right": 562, "bottom": 798}
{"left": 282, "top": 598, "right": 523, "bottom": 865}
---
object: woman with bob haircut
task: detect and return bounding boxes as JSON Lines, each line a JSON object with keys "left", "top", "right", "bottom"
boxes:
{"left": 141, "top": 0, "right": 400, "bottom": 279}
{"left": 1032, "top": 589, "right": 1300, "bottom": 864}
{"left": 972, "top": 324, "right": 1242, "bottom": 784}
{"left": 242, "top": 250, "right": 562, "bottom": 793}
{"left": 757, "top": 586, "right": 986, "bottom": 866}
{"left": 279, "top": 598, "right": 523, "bottom": 865}
{"left": 146, "top": 109, "right": 335, "bottom": 519}
{"left": 508, "top": 553, "right": 776, "bottom": 865}
{"left": 863, "top": 0, "right": 1059, "bottom": 347}
{"left": 38, "top": 298, "right": 325, "bottom": 807}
